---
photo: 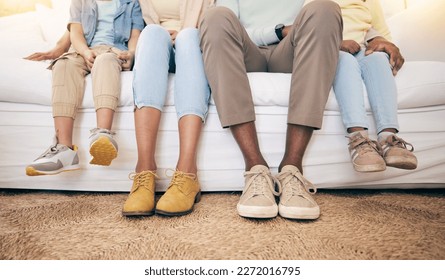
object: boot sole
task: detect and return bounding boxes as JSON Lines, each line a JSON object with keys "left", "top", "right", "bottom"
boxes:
{"left": 89, "top": 136, "right": 117, "bottom": 166}
{"left": 122, "top": 210, "right": 155, "bottom": 217}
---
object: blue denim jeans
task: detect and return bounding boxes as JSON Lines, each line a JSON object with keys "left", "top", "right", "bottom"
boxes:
{"left": 333, "top": 50, "right": 399, "bottom": 133}
{"left": 132, "top": 25, "right": 210, "bottom": 121}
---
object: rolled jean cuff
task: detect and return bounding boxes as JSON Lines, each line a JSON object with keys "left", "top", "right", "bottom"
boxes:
{"left": 53, "top": 103, "right": 77, "bottom": 119}
{"left": 178, "top": 111, "right": 208, "bottom": 123}
{"left": 94, "top": 95, "right": 118, "bottom": 111}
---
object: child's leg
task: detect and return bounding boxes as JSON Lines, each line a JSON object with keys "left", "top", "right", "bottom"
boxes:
{"left": 333, "top": 51, "right": 385, "bottom": 172}
{"left": 52, "top": 55, "right": 89, "bottom": 146}
{"left": 358, "top": 51, "right": 417, "bottom": 170}
{"left": 26, "top": 54, "right": 88, "bottom": 176}
{"left": 88, "top": 47, "right": 122, "bottom": 166}
{"left": 333, "top": 51, "right": 369, "bottom": 133}
{"left": 357, "top": 51, "right": 399, "bottom": 134}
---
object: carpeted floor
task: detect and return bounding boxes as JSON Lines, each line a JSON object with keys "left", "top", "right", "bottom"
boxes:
{"left": 0, "top": 188, "right": 444, "bottom": 260}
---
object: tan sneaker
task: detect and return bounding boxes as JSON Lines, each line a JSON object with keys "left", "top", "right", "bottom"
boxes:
{"left": 276, "top": 165, "right": 320, "bottom": 220}
{"left": 155, "top": 170, "right": 201, "bottom": 216}
{"left": 237, "top": 165, "right": 281, "bottom": 218}
{"left": 122, "top": 170, "right": 158, "bottom": 216}
{"left": 348, "top": 132, "right": 386, "bottom": 172}
{"left": 380, "top": 134, "right": 417, "bottom": 170}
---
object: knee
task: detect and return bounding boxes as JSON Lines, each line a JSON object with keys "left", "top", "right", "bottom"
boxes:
{"left": 140, "top": 24, "right": 170, "bottom": 45}
{"left": 337, "top": 51, "right": 359, "bottom": 71}
{"left": 94, "top": 53, "right": 119, "bottom": 67}
{"left": 199, "top": 7, "right": 238, "bottom": 41}
{"left": 363, "top": 51, "right": 390, "bottom": 65}
{"left": 175, "top": 28, "right": 199, "bottom": 48}
{"left": 301, "top": 0, "right": 342, "bottom": 26}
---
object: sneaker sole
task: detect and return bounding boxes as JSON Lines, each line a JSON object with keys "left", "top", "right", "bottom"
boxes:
{"left": 279, "top": 204, "right": 320, "bottom": 220}
{"left": 237, "top": 204, "right": 278, "bottom": 219}
{"left": 353, "top": 162, "right": 386, "bottom": 172}
{"left": 89, "top": 136, "right": 117, "bottom": 166}
{"left": 25, "top": 165, "right": 80, "bottom": 176}
{"left": 385, "top": 156, "right": 418, "bottom": 170}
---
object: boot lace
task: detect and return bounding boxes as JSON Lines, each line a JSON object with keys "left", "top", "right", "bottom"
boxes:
{"left": 128, "top": 170, "right": 158, "bottom": 193}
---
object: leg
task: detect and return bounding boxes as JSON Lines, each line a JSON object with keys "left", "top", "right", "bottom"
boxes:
{"left": 200, "top": 8, "right": 277, "bottom": 218}
{"left": 155, "top": 28, "right": 207, "bottom": 216}
{"left": 123, "top": 25, "right": 173, "bottom": 216}
{"left": 91, "top": 49, "right": 122, "bottom": 130}
{"left": 89, "top": 48, "right": 122, "bottom": 166}
{"left": 270, "top": 1, "right": 342, "bottom": 220}
{"left": 173, "top": 28, "right": 211, "bottom": 174}
{"left": 230, "top": 122, "right": 267, "bottom": 170}
{"left": 26, "top": 54, "right": 87, "bottom": 176}
{"left": 132, "top": 25, "right": 173, "bottom": 172}
{"left": 358, "top": 51, "right": 417, "bottom": 169}
{"left": 134, "top": 107, "right": 161, "bottom": 172}
{"left": 357, "top": 51, "right": 399, "bottom": 133}
{"left": 333, "top": 51, "right": 370, "bottom": 133}
{"left": 269, "top": 0, "right": 342, "bottom": 129}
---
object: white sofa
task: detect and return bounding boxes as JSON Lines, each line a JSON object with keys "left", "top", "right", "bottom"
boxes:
{"left": 1, "top": 0, "right": 444, "bottom": 192}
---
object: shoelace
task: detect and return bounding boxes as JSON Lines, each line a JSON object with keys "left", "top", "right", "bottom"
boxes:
{"left": 244, "top": 169, "right": 282, "bottom": 197}
{"left": 384, "top": 134, "right": 414, "bottom": 152}
{"left": 128, "top": 170, "right": 158, "bottom": 193}
{"left": 277, "top": 168, "right": 317, "bottom": 197}
{"left": 347, "top": 135, "right": 382, "bottom": 156}
{"left": 165, "top": 169, "right": 197, "bottom": 190}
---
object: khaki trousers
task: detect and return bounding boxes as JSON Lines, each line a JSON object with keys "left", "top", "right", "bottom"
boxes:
{"left": 200, "top": 1, "right": 342, "bottom": 129}
{"left": 51, "top": 45, "right": 123, "bottom": 119}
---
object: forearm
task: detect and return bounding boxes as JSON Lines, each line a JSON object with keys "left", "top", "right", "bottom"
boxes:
{"left": 69, "top": 23, "right": 89, "bottom": 55}
{"left": 56, "top": 30, "right": 71, "bottom": 53}
{"left": 127, "top": 29, "right": 141, "bottom": 53}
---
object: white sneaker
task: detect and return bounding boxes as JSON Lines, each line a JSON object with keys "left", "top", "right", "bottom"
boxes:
{"left": 276, "top": 165, "right": 320, "bottom": 220}
{"left": 26, "top": 138, "right": 80, "bottom": 176}
{"left": 237, "top": 165, "right": 281, "bottom": 218}
{"left": 89, "top": 128, "right": 118, "bottom": 166}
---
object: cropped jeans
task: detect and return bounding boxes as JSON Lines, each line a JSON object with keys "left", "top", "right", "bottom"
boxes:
{"left": 132, "top": 24, "right": 210, "bottom": 121}
{"left": 333, "top": 50, "right": 399, "bottom": 133}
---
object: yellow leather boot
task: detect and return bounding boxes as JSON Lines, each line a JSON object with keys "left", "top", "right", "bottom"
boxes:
{"left": 155, "top": 170, "right": 201, "bottom": 216}
{"left": 122, "top": 170, "right": 158, "bottom": 216}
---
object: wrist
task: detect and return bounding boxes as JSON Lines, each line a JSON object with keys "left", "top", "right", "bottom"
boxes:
{"left": 275, "top": 24, "right": 285, "bottom": 41}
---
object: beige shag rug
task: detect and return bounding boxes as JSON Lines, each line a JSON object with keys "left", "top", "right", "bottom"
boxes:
{"left": 0, "top": 189, "right": 444, "bottom": 260}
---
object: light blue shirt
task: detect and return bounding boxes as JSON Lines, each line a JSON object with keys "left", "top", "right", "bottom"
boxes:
{"left": 217, "top": 0, "right": 305, "bottom": 46}
{"left": 90, "top": 0, "right": 119, "bottom": 47}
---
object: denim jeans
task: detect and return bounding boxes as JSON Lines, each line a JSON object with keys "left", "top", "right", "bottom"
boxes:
{"left": 132, "top": 25, "right": 210, "bottom": 121}
{"left": 333, "top": 50, "right": 399, "bottom": 133}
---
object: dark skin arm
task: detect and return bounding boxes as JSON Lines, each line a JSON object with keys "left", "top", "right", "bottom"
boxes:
{"left": 366, "top": 36, "right": 404, "bottom": 75}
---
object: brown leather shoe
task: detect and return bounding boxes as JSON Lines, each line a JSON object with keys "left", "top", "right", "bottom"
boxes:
{"left": 122, "top": 170, "right": 157, "bottom": 216}
{"left": 155, "top": 170, "right": 201, "bottom": 216}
